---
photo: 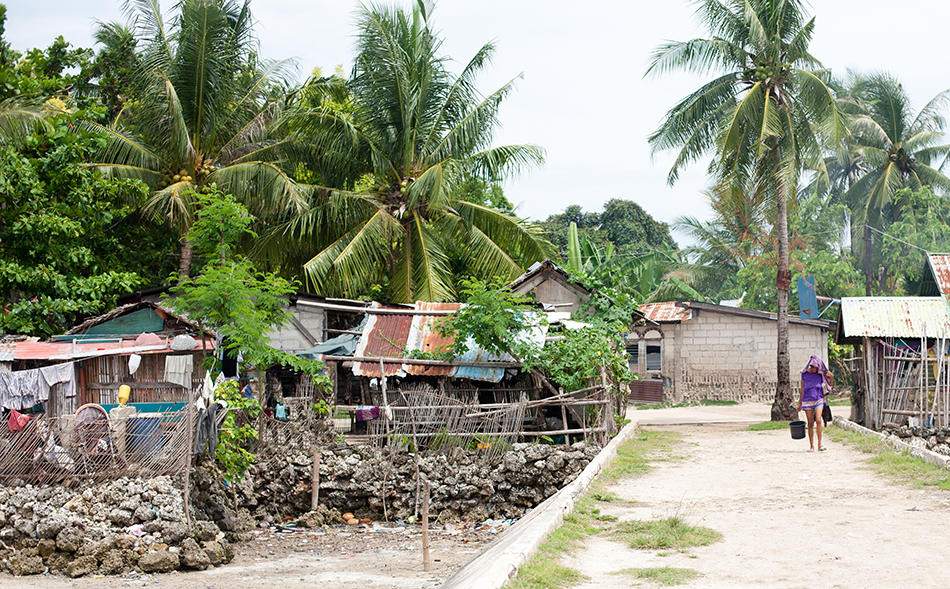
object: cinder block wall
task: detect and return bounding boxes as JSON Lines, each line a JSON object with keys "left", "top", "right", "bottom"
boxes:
{"left": 650, "top": 311, "right": 828, "bottom": 403}
{"left": 266, "top": 305, "right": 326, "bottom": 354}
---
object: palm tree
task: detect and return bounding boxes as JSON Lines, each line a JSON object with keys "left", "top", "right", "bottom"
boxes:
{"left": 647, "top": 0, "right": 847, "bottom": 420}
{"left": 84, "top": 0, "right": 305, "bottom": 277}
{"left": 267, "top": 1, "right": 551, "bottom": 302}
{"left": 843, "top": 73, "right": 950, "bottom": 294}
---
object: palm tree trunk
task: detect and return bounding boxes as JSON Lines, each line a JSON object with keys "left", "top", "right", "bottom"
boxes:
{"left": 864, "top": 224, "right": 872, "bottom": 296}
{"left": 178, "top": 237, "right": 194, "bottom": 281}
{"left": 771, "top": 150, "right": 795, "bottom": 421}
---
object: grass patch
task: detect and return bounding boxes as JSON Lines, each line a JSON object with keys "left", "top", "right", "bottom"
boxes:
{"left": 599, "top": 430, "right": 683, "bottom": 483}
{"left": 825, "top": 428, "right": 950, "bottom": 491}
{"left": 748, "top": 420, "right": 790, "bottom": 431}
{"left": 590, "top": 491, "right": 621, "bottom": 503}
{"left": 611, "top": 567, "right": 702, "bottom": 586}
{"left": 507, "top": 429, "right": 685, "bottom": 589}
{"left": 505, "top": 559, "right": 588, "bottom": 589}
{"left": 611, "top": 517, "right": 722, "bottom": 550}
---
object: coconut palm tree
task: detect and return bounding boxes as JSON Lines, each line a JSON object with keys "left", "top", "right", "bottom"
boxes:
{"left": 266, "top": 1, "right": 551, "bottom": 302}
{"left": 647, "top": 0, "right": 847, "bottom": 420}
{"left": 842, "top": 73, "right": 950, "bottom": 294}
{"left": 84, "top": 0, "right": 305, "bottom": 277}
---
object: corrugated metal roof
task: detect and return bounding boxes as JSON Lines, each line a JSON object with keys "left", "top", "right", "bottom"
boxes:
{"left": 14, "top": 337, "right": 215, "bottom": 361}
{"left": 840, "top": 297, "right": 950, "bottom": 338}
{"left": 404, "top": 302, "right": 460, "bottom": 377}
{"left": 353, "top": 303, "right": 415, "bottom": 378}
{"left": 352, "top": 302, "right": 548, "bottom": 382}
{"left": 928, "top": 254, "right": 950, "bottom": 296}
{"left": 639, "top": 302, "right": 692, "bottom": 323}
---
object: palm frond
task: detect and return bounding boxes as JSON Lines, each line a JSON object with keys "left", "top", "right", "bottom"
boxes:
{"left": 211, "top": 161, "right": 311, "bottom": 218}
{"left": 0, "top": 99, "right": 53, "bottom": 148}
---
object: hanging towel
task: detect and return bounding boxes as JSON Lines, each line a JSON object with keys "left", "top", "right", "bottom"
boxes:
{"left": 164, "top": 355, "right": 193, "bottom": 388}
{"left": 8, "top": 409, "right": 30, "bottom": 432}
{"left": 38, "top": 362, "right": 75, "bottom": 402}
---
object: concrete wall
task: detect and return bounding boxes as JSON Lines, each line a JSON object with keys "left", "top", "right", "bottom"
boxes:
{"left": 630, "top": 309, "right": 829, "bottom": 403}
{"left": 265, "top": 304, "right": 325, "bottom": 354}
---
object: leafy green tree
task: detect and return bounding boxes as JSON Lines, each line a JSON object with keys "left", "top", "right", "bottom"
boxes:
{"left": 0, "top": 108, "right": 174, "bottom": 337}
{"left": 541, "top": 200, "right": 677, "bottom": 256}
{"left": 878, "top": 187, "right": 950, "bottom": 294}
{"left": 270, "top": 2, "right": 551, "bottom": 303}
{"left": 164, "top": 188, "right": 327, "bottom": 380}
{"left": 648, "top": 0, "right": 846, "bottom": 420}
{"left": 841, "top": 73, "right": 950, "bottom": 295}
{"left": 0, "top": 4, "right": 93, "bottom": 103}
{"left": 735, "top": 194, "right": 862, "bottom": 316}
{"left": 85, "top": 0, "right": 304, "bottom": 278}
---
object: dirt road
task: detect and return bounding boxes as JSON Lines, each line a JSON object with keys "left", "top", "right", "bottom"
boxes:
{"left": 564, "top": 420, "right": 950, "bottom": 589}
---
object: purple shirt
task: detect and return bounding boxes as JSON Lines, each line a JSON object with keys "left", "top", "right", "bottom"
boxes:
{"left": 801, "top": 371, "right": 825, "bottom": 403}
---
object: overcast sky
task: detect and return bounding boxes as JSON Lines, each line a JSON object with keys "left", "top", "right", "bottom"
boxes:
{"left": 6, "top": 1, "right": 950, "bottom": 247}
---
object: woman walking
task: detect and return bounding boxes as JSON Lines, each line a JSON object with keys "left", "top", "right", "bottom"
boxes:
{"left": 798, "top": 355, "right": 834, "bottom": 451}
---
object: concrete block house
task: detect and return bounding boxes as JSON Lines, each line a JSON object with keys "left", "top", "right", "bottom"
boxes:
{"left": 633, "top": 301, "right": 834, "bottom": 403}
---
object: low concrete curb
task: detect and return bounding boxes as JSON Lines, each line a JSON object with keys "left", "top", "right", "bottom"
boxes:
{"left": 440, "top": 419, "right": 640, "bottom": 589}
{"left": 832, "top": 416, "right": 950, "bottom": 469}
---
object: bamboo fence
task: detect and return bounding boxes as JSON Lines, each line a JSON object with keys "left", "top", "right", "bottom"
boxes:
{"left": 861, "top": 332, "right": 950, "bottom": 430}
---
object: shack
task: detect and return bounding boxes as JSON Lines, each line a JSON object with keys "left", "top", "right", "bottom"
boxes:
{"left": 508, "top": 259, "right": 593, "bottom": 314}
{"left": 298, "top": 300, "right": 625, "bottom": 448}
{"left": 634, "top": 301, "right": 835, "bottom": 404}
{"left": 9, "top": 301, "right": 215, "bottom": 416}
{"left": 836, "top": 297, "right": 950, "bottom": 430}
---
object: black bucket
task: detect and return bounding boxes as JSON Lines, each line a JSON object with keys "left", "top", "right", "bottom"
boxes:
{"left": 789, "top": 420, "right": 806, "bottom": 440}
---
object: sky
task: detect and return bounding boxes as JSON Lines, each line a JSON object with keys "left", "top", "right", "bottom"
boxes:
{"left": 6, "top": 0, "right": 950, "bottom": 246}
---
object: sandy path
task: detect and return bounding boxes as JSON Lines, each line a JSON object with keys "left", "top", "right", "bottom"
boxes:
{"left": 563, "top": 422, "right": 950, "bottom": 589}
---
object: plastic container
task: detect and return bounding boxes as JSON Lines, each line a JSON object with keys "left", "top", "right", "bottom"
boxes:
{"left": 128, "top": 413, "right": 164, "bottom": 454}
{"left": 789, "top": 420, "right": 806, "bottom": 440}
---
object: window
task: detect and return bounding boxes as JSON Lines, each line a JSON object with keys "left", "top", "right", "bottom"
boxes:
{"left": 645, "top": 344, "right": 662, "bottom": 371}
{"left": 626, "top": 343, "right": 640, "bottom": 372}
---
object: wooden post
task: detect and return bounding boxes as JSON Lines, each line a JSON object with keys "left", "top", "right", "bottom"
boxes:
{"left": 183, "top": 380, "right": 194, "bottom": 533}
{"left": 559, "top": 390, "right": 570, "bottom": 445}
{"left": 422, "top": 481, "right": 430, "bottom": 572}
{"left": 311, "top": 446, "right": 320, "bottom": 510}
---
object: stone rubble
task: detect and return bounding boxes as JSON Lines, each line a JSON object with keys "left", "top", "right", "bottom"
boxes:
{"left": 0, "top": 439, "right": 600, "bottom": 578}
{"left": 880, "top": 423, "right": 950, "bottom": 455}
{"left": 0, "top": 475, "right": 234, "bottom": 578}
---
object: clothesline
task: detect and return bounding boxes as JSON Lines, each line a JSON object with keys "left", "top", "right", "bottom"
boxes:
{"left": 0, "top": 361, "right": 76, "bottom": 411}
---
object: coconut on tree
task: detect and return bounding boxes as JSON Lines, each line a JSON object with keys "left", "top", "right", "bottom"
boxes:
{"left": 264, "top": 1, "right": 553, "bottom": 302}
{"left": 647, "top": 0, "right": 847, "bottom": 420}
{"left": 84, "top": 0, "right": 307, "bottom": 277}
{"left": 839, "top": 73, "right": 950, "bottom": 294}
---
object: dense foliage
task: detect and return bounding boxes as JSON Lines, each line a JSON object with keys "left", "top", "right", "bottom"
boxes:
{"left": 0, "top": 108, "right": 175, "bottom": 337}
{"left": 163, "top": 189, "right": 329, "bottom": 384}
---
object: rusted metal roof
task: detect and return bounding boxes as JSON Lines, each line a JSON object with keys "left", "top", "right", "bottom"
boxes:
{"left": 839, "top": 297, "right": 950, "bottom": 338}
{"left": 13, "top": 337, "right": 215, "bottom": 361}
{"left": 403, "top": 302, "right": 461, "bottom": 377}
{"left": 352, "top": 303, "right": 415, "bottom": 378}
{"left": 639, "top": 302, "right": 692, "bottom": 323}
{"left": 928, "top": 254, "right": 950, "bottom": 297}
{"left": 352, "top": 302, "right": 547, "bottom": 382}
